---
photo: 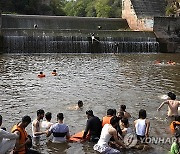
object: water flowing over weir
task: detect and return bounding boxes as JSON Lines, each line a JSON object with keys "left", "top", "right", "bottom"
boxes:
{"left": 1, "top": 14, "right": 159, "bottom": 53}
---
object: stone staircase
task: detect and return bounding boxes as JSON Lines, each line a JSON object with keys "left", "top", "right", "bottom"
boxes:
{"left": 131, "top": 0, "right": 166, "bottom": 17}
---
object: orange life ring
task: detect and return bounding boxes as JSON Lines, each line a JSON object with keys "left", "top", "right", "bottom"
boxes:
{"left": 38, "top": 74, "right": 45, "bottom": 78}
{"left": 51, "top": 72, "right": 57, "bottom": 76}
{"left": 69, "top": 130, "right": 90, "bottom": 142}
{"left": 170, "top": 121, "right": 180, "bottom": 133}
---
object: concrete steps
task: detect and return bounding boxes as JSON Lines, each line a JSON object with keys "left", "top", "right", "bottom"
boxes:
{"left": 131, "top": 0, "right": 166, "bottom": 17}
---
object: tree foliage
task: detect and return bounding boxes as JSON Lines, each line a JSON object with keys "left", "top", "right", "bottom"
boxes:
{"left": 0, "top": 0, "right": 122, "bottom": 17}
{"left": 64, "top": 0, "right": 122, "bottom": 18}
{"left": 165, "top": 0, "right": 180, "bottom": 16}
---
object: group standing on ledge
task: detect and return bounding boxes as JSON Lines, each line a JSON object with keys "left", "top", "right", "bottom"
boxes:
{"left": 0, "top": 92, "right": 180, "bottom": 154}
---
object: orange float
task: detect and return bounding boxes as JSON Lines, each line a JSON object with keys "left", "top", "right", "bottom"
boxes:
{"left": 69, "top": 131, "right": 90, "bottom": 142}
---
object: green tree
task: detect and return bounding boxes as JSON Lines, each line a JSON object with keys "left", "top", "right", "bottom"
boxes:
{"left": 95, "top": 0, "right": 112, "bottom": 17}
{"left": 85, "top": 1, "right": 97, "bottom": 17}
{"left": 50, "top": 0, "right": 66, "bottom": 15}
{"left": 73, "top": 0, "right": 87, "bottom": 17}
{"left": 64, "top": 1, "right": 76, "bottom": 16}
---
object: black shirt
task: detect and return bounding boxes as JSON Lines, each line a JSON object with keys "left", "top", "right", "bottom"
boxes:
{"left": 83, "top": 116, "right": 102, "bottom": 139}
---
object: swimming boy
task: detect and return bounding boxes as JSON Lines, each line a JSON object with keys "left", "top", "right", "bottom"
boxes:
{"left": 67, "top": 100, "right": 83, "bottom": 110}
{"left": 157, "top": 92, "right": 180, "bottom": 117}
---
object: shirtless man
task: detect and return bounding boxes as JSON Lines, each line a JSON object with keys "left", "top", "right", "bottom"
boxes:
{"left": 32, "top": 109, "right": 46, "bottom": 138}
{"left": 67, "top": 100, "right": 83, "bottom": 110}
{"left": 157, "top": 92, "right": 180, "bottom": 117}
{"left": 119, "top": 105, "right": 131, "bottom": 119}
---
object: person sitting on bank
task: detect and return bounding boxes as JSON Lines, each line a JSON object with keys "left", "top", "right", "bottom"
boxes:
{"left": 12, "top": 115, "right": 40, "bottom": 154}
{"left": 83, "top": 110, "right": 102, "bottom": 142}
{"left": 157, "top": 92, "right": 180, "bottom": 117}
{"left": 37, "top": 72, "right": 45, "bottom": 78}
{"left": 51, "top": 70, "right": 57, "bottom": 76}
{"left": 119, "top": 105, "right": 131, "bottom": 119}
{"left": 102, "top": 109, "right": 114, "bottom": 127}
{"left": 41, "top": 112, "right": 53, "bottom": 130}
{"left": 93, "top": 116, "right": 126, "bottom": 153}
{"left": 134, "top": 109, "right": 150, "bottom": 141}
{"left": 0, "top": 115, "right": 18, "bottom": 154}
{"left": 46, "top": 113, "right": 70, "bottom": 143}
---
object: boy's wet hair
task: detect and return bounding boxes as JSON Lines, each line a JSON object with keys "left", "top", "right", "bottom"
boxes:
{"left": 22, "top": 115, "right": 31, "bottom": 124}
{"left": 37, "top": 109, "right": 45, "bottom": 116}
{"left": 110, "top": 116, "right": 119, "bottom": 126}
{"left": 168, "top": 92, "right": 176, "bottom": 100}
{"left": 45, "top": 112, "right": 52, "bottom": 121}
{"left": 113, "top": 109, "right": 117, "bottom": 116}
{"left": 120, "top": 105, "right": 126, "bottom": 111}
{"left": 107, "top": 109, "right": 114, "bottom": 116}
{"left": 86, "top": 110, "right": 93, "bottom": 116}
{"left": 78, "top": 100, "right": 83, "bottom": 107}
{"left": 57, "top": 113, "right": 64, "bottom": 120}
{"left": 139, "top": 109, "right": 147, "bottom": 119}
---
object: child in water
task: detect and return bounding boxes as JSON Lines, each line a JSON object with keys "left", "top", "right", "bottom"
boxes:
{"left": 134, "top": 109, "right": 150, "bottom": 141}
{"left": 67, "top": 100, "right": 83, "bottom": 110}
{"left": 52, "top": 70, "right": 57, "bottom": 76}
{"left": 38, "top": 72, "right": 45, "bottom": 78}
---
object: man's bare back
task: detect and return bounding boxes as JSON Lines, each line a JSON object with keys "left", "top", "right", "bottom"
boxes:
{"left": 157, "top": 92, "right": 180, "bottom": 117}
{"left": 167, "top": 100, "right": 180, "bottom": 116}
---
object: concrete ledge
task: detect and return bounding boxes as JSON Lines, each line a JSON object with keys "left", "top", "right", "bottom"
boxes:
{"left": 2, "top": 14, "right": 129, "bottom": 30}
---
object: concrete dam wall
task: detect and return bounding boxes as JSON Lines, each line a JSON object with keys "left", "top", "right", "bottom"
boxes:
{"left": 1, "top": 14, "right": 159, "bottom": 53}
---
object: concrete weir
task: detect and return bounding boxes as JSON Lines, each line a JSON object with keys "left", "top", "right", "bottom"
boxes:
{"left": 1, "top": 14, "right": 159, "bottom": 53}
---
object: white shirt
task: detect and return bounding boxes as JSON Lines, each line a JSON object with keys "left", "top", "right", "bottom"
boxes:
{"left": 97, "top": 124, "right": 112, "bottom": 146}
{"left": 135, "top": 119, "right": 146, "bottom": 136}
{"left": 41, "top": 121, "right": 53, "bottom": 130}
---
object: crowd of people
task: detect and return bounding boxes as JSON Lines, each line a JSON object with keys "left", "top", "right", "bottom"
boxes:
{"left": 0, "top": 91, "right": 180, "bottom": 154}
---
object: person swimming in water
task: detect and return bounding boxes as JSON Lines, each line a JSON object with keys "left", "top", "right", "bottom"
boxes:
{"left": 38, "top": 72, "right": 45, "bottom": 78}
{"left": 67, "top": 100, "right": 83, "bottom": 110}
{"left": 167, "top": 60, "right": 176, "bottom": 65}
{"left": 52, "top": 70, "right": 57, "bottom": 76}
{"left": 157, "top": 92, "right": 180, "bottom": 117}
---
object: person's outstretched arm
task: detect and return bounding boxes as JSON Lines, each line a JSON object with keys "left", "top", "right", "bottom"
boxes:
{"left": 83, "top": 120, "right": 90, "bottom": 139}
{"left": 157, "top": 101, "right": 168, "bottom": 111}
